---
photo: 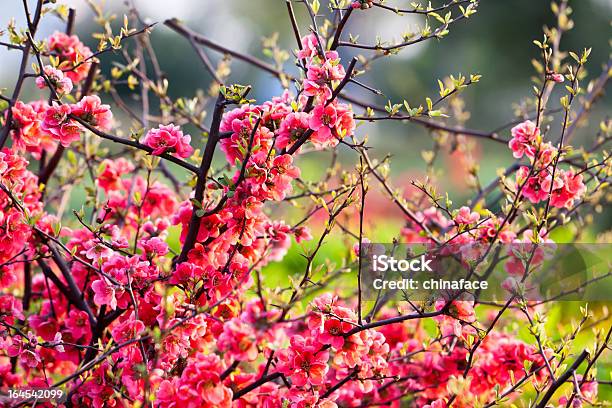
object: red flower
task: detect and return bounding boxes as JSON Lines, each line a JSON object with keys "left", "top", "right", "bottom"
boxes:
{"left": 65, "top": 309, "right": 91, "bottom": 340}
{"left": 309, "top": 104, "right": 338, "bottom": 147}
{"left": 142, "top": 124, "right": 193, "bottom": 157}
{"left": 278, "top": 335, "right": 330, "bottom": 386}
{"left": 47, "top": 31, "right": 93, "bottom": 83}
{"left": 508, "top": 120, "right": 539, "bottom": 159}
{"left": 71, "top": 95, "right": 113, "bottom": 131}
{"left": 42, "top": 103, "right": 82, "bottom": 146}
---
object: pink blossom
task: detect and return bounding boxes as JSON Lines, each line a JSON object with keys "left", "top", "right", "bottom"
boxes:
{"left": 71, "top": 95, "right": 113, "bottom": 131}
{"left": 435, "top": 293, "right": 476, "bottom": 323}
{"left": 580, "top": 379, "right": 598, "bottom": 401}
{"left": 41, "top": 103, "right": 70, "bottom": 128}
{"left": 49, "top": 332, "right": 65, "bottom": 353}
{"left": 287, "top": 391, "right": 338, "bottom": 408}
{"left": 82, "top": 241, "right": 113, "bottom": 261}
{"left": 549, "top": 169, "right": 586, "bottom": 209}
{"left": 218, "top": 318, "right": 259, "bottom": 361}
{"left": 548, "top": 73, "right": 564, "bottom": 83}
{"left": 516, "top": 166, "right": 551, "bottom": 204}
{"left": 308, "top": 305, "right": 355, "bottom": 349}
{"left": 309, "top": 104, "right": 338, "bottom": 147}
{"left": 91, "top": 279, "right": 118, "bottom": 310}
{"left": 36, "top": 65, "right": 73, "bottom": 95}
{"left": 297, "top": 33, "right": 320, "bottom": 60}
{"left": 221, "top": 112, "right": 274, "bottom": 164}
{"left": 269, "top": 154, "right": 300, "bottom": 200}
{"left": 111, "top": 313, "right": 145, "bottom": 343}
{"left": 97, "top": 158, "right": 135, "bottom": 191}
{"left": 455, "top": 206, "right": 480, "bottom": 225}
{"left": 141, "top": 236, "right": 169, "bottom": 257}
{"left": 278, "top": 335, "right": 330, "bottom": 386}
{"left": 351, "top": 0, "right": 374, "bottom": 9}
{"left": 42, "top": 103, "right": 82, "bottom": 146}
{"left": 277, "top": 112, "right": 310, "bottom": 150}
{"left": 167, "top": 353, "right": 233, "bottom": 407}
{"left": 302, "top": 58, "right": 344, "bottom": 100}
{"left": 333, "top": 102, "right": 355, "bottom": 140}
{"left": 0, "top": 294, "right": 25, "bottom": 322}
{"left": 477, "top": 217, "right": 516, "bottom": 243}
{"left": 532, "top": 142, "right": 558, "bottom": 168}
{"left": 170, "top": 261, "right": 203, "bottom": 285}
{"left": 401, "top": 206, "right": 453, "bottom": 243}
{"left": 141, "top": 124, "right": 193, "bottom": 158}
{"left": 424, "top": 399, "right": 447, "bottom": 408}
{"left": 47, "top": 31, "right": 93, "bottom": 83}
{"left": 65, "top": 309, "right": 91, "bottom": 340}
{"left": 294, "top": 226, "right": 313, "bottom": 243}
{"left": 508, "top": 120, "right": 540, "bottom": 159}
{"left": 9, "top": 100, "right": 55, "bottom": 158}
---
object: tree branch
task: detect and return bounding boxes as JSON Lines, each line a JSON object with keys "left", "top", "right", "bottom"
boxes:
{"left": 175, "top": 92, "right": 226, "bottom": 264}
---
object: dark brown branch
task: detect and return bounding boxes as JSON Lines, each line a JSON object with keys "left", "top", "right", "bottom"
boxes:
{"left": 344, "top": 310, "right": 443, "bottom": 337}
{"left": 0, "top": 42, "right": 32, "bottom": 147}
{"left": 534, "top": 350, "right": 589, "bottom": 408}
{"left": 0, "top": 41, "right": 24, "bottom": 51}
{"left": 22, "top": 262, "right": 31, "bottom": 311}
{"left": 48, "top": 243, "right": 97, "bottom": 327}
{"left": 71, "top": 116, "right": 199, "bottom": 173}
{"left": 175, "top": 92, "right": 226, "bottom": 264}
{"left": 286, "top": 129, "right": 313, "bottom": 155}
{"left": 184, "top": 31, "right": 221, "bottom": 83}
{"left": 330, "top": 7, "right": 353, "bottom": 50}
{"left": 36, "top": 260, "right": 75, "bottom": 312}
{"left": 285, "top": 1, "right": 304, "bottom": 59}
{"left": 340, "top": 92, "right": 506, "bottom": 143}
{"left": 220, "top": 360, "right": 240, "bottom": 381}
{"left": 321, "top": 367, "right": 359, "bottom": 398}
{"left": 327, "top": 56, "right": 358, "bottom": 105}
{"left": 65, "top": 8, "right": 76, "bottom": 36}
{"left": 232, "top": 372, "right": 283, "bottom": 400}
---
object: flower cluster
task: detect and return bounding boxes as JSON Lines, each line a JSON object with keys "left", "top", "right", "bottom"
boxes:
{"left": 47, "top": 31, "right": 93, "bottom": 83}
{"left": 9, "top": 100, "right": 55, "bottom": 158}
{"left": 41, "top": 96, "right": 111, "bottom": 147}
{"left": 0, "top": 149, "right": 42, "bottom": 287}
{"left": 141, "top": 124, "right": 193, "bottom": 158}
{"left": 508, "top": 120, "right": 586, "bottom": 209}
{"left": 36, "top": 65, "right": 74, "bottom": 95}
{"left": 0, "top": 7, "right": 604, "bottom": 408}
{"left": 9, "top": 95, "right": 112, "bottom": 150}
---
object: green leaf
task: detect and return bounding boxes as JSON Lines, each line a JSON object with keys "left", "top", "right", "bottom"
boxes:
{"left": 569, "top": 51, "right": 580, "bottom": 63}
{"left": 311, "top": 0, "right": 320, "bottom": 14}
